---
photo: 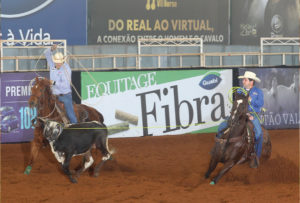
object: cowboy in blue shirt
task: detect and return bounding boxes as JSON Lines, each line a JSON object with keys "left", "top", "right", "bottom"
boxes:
{"left": 45, "top": 45, "right": 77, "bottom": 124}
{"left": 217, "top": 71, "right": 264, "bottom": 168}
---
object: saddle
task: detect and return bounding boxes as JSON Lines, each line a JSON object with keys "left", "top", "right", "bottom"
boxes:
{"left": 214, "top": 121, "right": 256, "bottom": 164}
{"left": 55, "top": 98, "right": 89, "bottom": 125}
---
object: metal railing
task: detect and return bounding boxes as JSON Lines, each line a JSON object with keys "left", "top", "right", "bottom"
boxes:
{"left": 1, "top": 39, "right": 299, "bottom": 72}
{"left": 260, "top": 37, "right": 300, "bottom": 66}
{"left": 138, "top": 38, "right": 203, "bottom": 68}
{"left": 1, "top": 51, "right": 299, "bottom": 72}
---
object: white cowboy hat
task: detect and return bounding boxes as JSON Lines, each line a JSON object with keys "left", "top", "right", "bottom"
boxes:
{"left": 52, "top": 52, "right": 66, "bottom": 64}
{"left": 238, "top": 71, "right": 261, "bottom": 83}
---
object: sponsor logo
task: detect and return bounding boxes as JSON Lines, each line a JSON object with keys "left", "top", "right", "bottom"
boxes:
{"left": 199, "top": 73, "right": 222, "bottom": 90}
{"left": 136, "top": 85, "right": 225, "bottom": 136}
{"left": 146, "top": 0, "right": 177, "bottom": 10}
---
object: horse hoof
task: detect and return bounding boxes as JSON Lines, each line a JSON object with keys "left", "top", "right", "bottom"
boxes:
{"left": 93, "top": 172, "right": 99, "bottom": 177}
{"left": 210, "top": 181, "right": 215, "bottom": 185}
{"left": 24, "top": 166, "right": 32, "bottom": 175}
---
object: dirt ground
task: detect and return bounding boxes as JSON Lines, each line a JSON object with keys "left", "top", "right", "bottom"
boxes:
{"left": 1, "top": 129, "right": 299, "bottom": 203}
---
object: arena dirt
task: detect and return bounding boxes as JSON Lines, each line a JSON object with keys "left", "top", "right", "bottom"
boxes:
{"left": 1, "top": 129, "right": 299, "bottom": 202}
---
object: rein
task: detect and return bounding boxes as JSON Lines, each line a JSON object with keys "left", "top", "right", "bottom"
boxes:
{"left": 219, "top": 95, "right": 248, "bottom": 147}
{"left": 215, "top": 136, "right": 242, "bottom": 144}
{"left": 31, "top": 80, "right": 69, "bottom": 126}
{"left": 37, "top": 104, "right": 56, "bottom": 120}
{"left": 217, "top": 104, "right": 253, "bottom": 161}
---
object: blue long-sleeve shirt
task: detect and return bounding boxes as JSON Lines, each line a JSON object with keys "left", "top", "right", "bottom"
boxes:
{"left": 45, "top": 48, "right": 72, "bottom": 95}
{"left": 237, "top": 86, "right": 264, "bottom": 113}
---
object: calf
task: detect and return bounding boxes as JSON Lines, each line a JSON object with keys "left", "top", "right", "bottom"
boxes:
{"left": 39, "top": 118, "right": 113, "bottom": 183}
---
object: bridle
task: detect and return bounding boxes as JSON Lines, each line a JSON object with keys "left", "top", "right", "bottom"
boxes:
{"left": 30, "top": 80, "right": 70, "bottom": 125}
{"left": 228, "top": 99, "right": 246, "bottom": 128}
{"left": 30, "top": 80, "right": 57, "bottom": 121}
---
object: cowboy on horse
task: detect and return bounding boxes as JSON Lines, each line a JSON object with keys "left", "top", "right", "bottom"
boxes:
{"left": 45, "top": 44, "right": 77, "bottom": 124}
{"left": 25, "top": 46, "right": 105, "bottom": 174}
{"left": 217, "top": 71, "right": 264, "bottom": 168}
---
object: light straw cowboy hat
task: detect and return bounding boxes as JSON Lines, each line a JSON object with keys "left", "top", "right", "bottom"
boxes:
{"left": 52, "top": 52, "right": 66, "bottom": 64}
{"left": 238, "top": 71, "right": 261, "bottom": 83}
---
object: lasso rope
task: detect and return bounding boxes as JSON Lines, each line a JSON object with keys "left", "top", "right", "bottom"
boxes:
{"left": 51, "top": 121, "right": 221, "bottom": 130}
{"left": 31, "top": 44, "right": 104, "bottom": 107}
{"left": 228, "top": 87, "right": 264, "bottom": 124}
{"left": 31, "top": 44, "right": 267, "bottom": 130}
{"left": 56, "top": 49, "right": 105, "bottom": 106}
{"left": 228, "top": 86, "right": 248, "bottom": 103}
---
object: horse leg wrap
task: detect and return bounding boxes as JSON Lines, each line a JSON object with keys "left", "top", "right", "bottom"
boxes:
{"left": 24, "top": 165, "right": 32, "bottom": 175}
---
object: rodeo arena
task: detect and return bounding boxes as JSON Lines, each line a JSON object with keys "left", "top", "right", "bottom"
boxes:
{"left": 0, "top": 0, "right": 299, "bottom": 202}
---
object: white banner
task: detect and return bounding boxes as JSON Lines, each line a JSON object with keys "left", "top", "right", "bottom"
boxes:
{"left": 82, "top": 69, "right": 232, "bottom": 137}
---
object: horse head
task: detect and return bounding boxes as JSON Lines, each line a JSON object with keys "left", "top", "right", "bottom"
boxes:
{"left": 28, "top": 77, "right": 52, "bottom": 108}
{"left": 228, "top": 92, "right": 249, "bottom": 127}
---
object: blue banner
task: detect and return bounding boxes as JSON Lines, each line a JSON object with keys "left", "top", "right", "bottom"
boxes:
{"left": 1, "top": 0, "right": 87, "bottom": 45}
{"left": 0, "top": 72, "right": 49, "bottom": 143}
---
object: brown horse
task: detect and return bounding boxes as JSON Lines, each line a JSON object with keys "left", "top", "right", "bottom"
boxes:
{"left": 25, "top": 77, "right": 104, "bottom": 174}
{"left": 205, "top": 92, "right": 272, "bottom": 185}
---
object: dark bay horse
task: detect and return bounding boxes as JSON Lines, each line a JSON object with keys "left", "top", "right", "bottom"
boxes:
{"left": 205, "top": 92, "right": 272, "bottom": 185}
{"left": 25, "top": 77, "right": 104, "bottom": 174}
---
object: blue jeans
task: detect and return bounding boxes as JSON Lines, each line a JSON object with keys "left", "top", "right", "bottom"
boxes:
{"left": 58, "top": 93, "right": 78, "bottom": 124}
{"left": 217, "top": 116, "right": 263, "bottom": 158}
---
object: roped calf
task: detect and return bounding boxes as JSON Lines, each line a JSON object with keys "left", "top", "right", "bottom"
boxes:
{"left": 39, "top": 118, "right": 114, "bottom": 183}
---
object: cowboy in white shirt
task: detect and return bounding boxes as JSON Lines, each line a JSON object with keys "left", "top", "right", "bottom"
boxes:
{"left": 44, "top": 45, "right": 77, "bottom": 123}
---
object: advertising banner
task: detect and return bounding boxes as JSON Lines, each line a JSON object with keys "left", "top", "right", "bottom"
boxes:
{"left": 231, "top": 0, "right": 300, "bottom": 45}
{"left": 88, "top": 0, "right": 228, "bottom": 44}
{"left": 238, "top": 68, "right": 300, "bottom": 129}
{"left": 0, "top": 72, "right": 48, "bottom": 143}
{"left": 1, "top": 0, "right": 87, "bottom": 45}
{"left": 81, "top": 69, "right": 233, "bottom": 138}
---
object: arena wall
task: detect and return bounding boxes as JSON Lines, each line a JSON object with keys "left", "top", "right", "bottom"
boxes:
{"left": 1, "top": 67, "right": 299, "bottom": 143}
